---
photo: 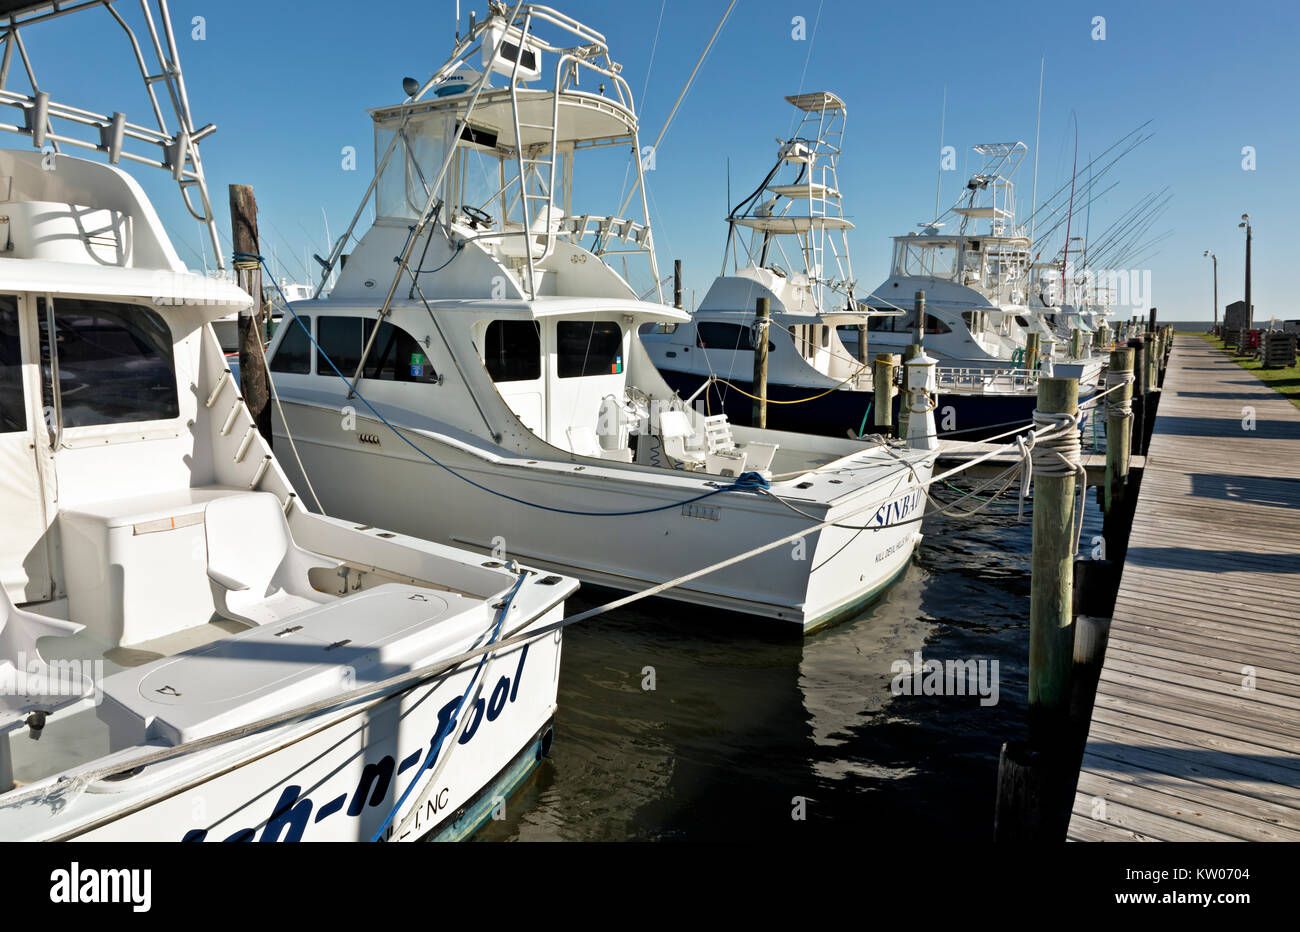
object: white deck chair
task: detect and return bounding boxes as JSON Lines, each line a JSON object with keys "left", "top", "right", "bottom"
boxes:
{"left": 657, "top": 409, "right": 704, "bottom": 465}
{"left": 204, "top": 493, "right": 339, "bottom": 626}
{"left": 0, "top": 588, "right": 93, "bottom": 731}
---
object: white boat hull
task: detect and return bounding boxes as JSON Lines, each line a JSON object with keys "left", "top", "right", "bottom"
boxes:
{"left": 273, "top": 403, "right": 932, "bottom": 631}
{"left": 3, "top": 608, "right": 564, "bottom": 842}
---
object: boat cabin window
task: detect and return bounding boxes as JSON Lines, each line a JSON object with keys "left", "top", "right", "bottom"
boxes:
{"left": 893, "top": 240, "right": 957, "bottom": 280}
{"left": 557, "top": 321, "right": 623, "bottom": 378}
{"left": 484, "top": 320, "right": 541, "bottom": 382}
{"left": 867, "top": 313, "right": 951, "bottom": 335}
{"left": 1, "top": 297, "right": 24, "bottom": 432}
{"left": 315, "top": 316, "right": 439, "bottom": 382}
{"left": 270, "top": 316, "right": 313, "bottom": 374}
{"left": 835, "top": 324, "right": 863, "bottom": 358}
{"left": 38, "top": 298, "right": 179, "bottom": 427}
{"left": 695, "top": 322, "right": 773, "bottom": 353}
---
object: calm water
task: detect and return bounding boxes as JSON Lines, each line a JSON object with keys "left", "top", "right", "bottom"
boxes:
{"left": 477, "top": 489, "right": 1106, "bottom": 842}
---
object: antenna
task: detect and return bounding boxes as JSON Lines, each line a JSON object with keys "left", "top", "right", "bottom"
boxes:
{"left": 1029, "top": 56, "right": 1044, "bottom": 244}
{"left": 933, "top": 84, "right": 946, "bottom": 223}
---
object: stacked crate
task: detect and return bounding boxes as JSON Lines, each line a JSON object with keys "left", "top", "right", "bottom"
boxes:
{"left": 1261, "top": 331, "right": 1298, "bottom": 368}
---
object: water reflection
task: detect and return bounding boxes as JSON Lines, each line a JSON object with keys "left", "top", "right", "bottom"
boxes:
{"left": 477, "top": 493, "right": 1105, "bottom": 841}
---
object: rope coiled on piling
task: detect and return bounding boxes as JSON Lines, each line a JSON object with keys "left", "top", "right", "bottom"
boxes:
{"left": 1020, "top": 409, "right": 1089, "bottom": 555}
{"left": 1104, "top": 367, "right": 1134, "bottom": 420}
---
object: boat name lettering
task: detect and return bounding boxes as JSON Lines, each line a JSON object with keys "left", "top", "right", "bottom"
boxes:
{"left": 179, "top": 644, "right": 530, "bottom": 842}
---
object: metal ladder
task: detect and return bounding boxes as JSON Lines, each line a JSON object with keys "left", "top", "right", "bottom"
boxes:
{"left": 505, "top": 8, "right": 559, "bottom": 299}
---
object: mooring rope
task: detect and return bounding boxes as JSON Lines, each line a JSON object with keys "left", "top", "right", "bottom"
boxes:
{"left": 1026, "top": 409, "right": 1088, "bottom": 555}
{"left": 1104, "top": 366, "right": 1134, "bottom": 420}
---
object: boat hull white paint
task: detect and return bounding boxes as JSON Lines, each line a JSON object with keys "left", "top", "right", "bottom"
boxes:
{"left": 4, "top": 607, "right": 563, "bottom": 842}
{"left": 273, "top": 403, "right": 931, "bottom": 632}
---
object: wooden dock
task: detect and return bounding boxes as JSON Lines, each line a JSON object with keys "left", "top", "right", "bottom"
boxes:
{"left": 1068, "top": 334, "right": 1300, "bottom": 841}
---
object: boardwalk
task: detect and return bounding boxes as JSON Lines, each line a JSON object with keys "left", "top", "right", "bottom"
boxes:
{"left": 1068, "top": 335, "right": 1300, "bottom": 842}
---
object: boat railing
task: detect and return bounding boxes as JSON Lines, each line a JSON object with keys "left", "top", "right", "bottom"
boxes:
{"left": 935, "top": 365, "right": 1037, "bottom": 393}
{"left": 0, "top": 1, "right": 222, "bottom": 266}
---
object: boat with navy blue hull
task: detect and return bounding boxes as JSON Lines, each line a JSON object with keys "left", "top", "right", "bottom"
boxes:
{"left": 642, "top": 96, "right": 1091, "bottom": 443}
{"left": 654, "top": 365, "right": 1044, "bottom": 441}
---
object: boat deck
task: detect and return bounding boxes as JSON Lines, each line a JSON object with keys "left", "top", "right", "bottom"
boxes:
{"left": 1067, "top": 334, "right": 1300, "bottom": 841}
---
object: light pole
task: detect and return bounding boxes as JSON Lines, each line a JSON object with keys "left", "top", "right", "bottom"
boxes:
{"left": 1203, "top": 250, "right": 1218, "bottom": 329}
{"left": 1238, "top": 214, "right": 1252, "bottom": 332}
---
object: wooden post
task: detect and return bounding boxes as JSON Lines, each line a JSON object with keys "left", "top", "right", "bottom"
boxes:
{"left": 1070, "top": 556, "right": 1115, "bottom": 732}
{"left": 873, "top": 353, "right": 894, "bottom": 435}
{"left": 673, "top": 259, "right": 683, "bottom": 309}
{"left": 1146, "top": 332, "right": 1159, "bottom": 401}
{"left": 1029, "top": 376, "right": 1079, "bottom": 745}
{"left": 229, "top": 184, "right": 272, "bottom": 447}
{"left": 1070, "top": 327, "right": 1082, "bottom": 359}
{"left": 1104, "top": 347, "right": 1133, "bottom": 516}
{"left": 913, "top": 289, "right": 926, "bottom": 344}
{"left": 752, "top": 297, "right": 769, "bottom": 429}
{"left": 1128, "top": 337, "right": 1146, "bottom": 457}
{"left": 994, "top": 741, "right": 1046, "bottom": 842}
{"left": 897, "top": 343, "right": 920, "bottom": 438}
{"left": 1025, "top": 332, "right": 1040, "bottom": 374}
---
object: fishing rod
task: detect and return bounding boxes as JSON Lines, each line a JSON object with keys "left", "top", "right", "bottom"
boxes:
{"left": 1091, "top": 191, "right": 1172, "bottom": 267}
{"left": 1077, "top": 190, "right": 1169, "bottom": 268}
{"left": 1024, "top": 123, "right": 1152, "bottom": 242}
{"left": 1028, "top": 131, "right": 1153, "bottom": 247}
{"left": 1025, "top": 122, "right": 1151, "bottom": 228}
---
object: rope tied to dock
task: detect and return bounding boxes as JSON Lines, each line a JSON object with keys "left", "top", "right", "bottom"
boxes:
{"left": 1025, "top": 409, "right": 1089, "bottom": 555}
{"left": 1104, "top": 367, "right": 1134, "bottom": 420}
{"left": 231, "top": 251, "right": 262, "bottom": 272}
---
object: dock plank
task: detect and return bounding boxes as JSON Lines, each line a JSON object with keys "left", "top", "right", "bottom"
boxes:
{"left": 1068, "top": 335, "right": 1300, "bottom": 842}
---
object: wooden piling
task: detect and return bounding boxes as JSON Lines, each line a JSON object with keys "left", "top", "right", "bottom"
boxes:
{"left": 897, "top": 343, "right": 920, "bottom": 438}
{"left": 1146, "top": 332, "right": 1159, "bottom": 401}
{"left": 1128, "top": 337, "right": 1146, "bottom": 457}
{"left": 1029, "top": 376, "right": 1079, "bottom": 744}
{"left": 1025, "top": 332, "right": 1040, "bottom": 374}
{"left": 673, "top": 259, "right": 683, "bottom": 309}
{"left": 994, "top": 741, "right": 1046, "bottom": 842}
{"left": 752, "top": 296, "right": 769, "bottom": 429}
{"left": 1104, "top": 346, "right": 1133, "bottom": 516}
{"left": 1070, "top": 327, "right": 1082, "bottom": 359}
{"left": 873, "top": 353, "right": 894, "bottom": 435}
{"left": 228, "top": 184, "right": 272, "bottom": 446}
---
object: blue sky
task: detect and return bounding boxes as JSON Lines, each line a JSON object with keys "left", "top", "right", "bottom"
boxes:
{"left": 16, "top": 0, "right": 1298, "bottom": 320}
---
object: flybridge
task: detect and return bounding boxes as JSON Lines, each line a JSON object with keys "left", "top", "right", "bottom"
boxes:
{"left": 318, "top": 1, "right": 660, "bottom": 304}
{"left": 0, "top": 0, "right": 223, "bottom": 267}
{"left": 721, "top": 90, "right": 857, "bottom": 317}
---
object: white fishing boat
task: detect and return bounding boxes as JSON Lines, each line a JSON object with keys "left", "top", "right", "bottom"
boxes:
{"left": 861, "top": 143, "right": 1104, "bottom": 388}
{"left": 642, "top": 93, "right": 1050, "bottom": 441}
{"left": 266, "top": 3, "right": 940, "bottom": 632}
{"left": 0, "top": 0, "right": 576, "bottom": 842}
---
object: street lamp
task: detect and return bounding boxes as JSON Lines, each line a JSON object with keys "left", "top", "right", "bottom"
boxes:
{"left": 1203, "top": 250, "right": 1218, "bottom": 329}
{"left": 1238, "top": 214, "right": 1252, "bottom": 332}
